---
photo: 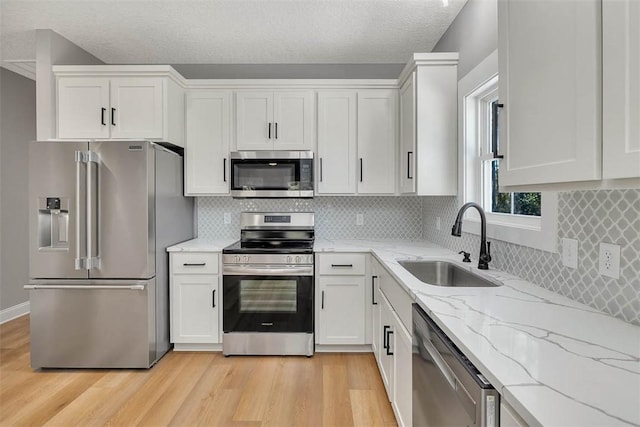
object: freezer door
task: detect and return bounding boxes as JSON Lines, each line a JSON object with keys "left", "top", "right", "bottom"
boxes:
{"left": 90, "top": 141, "right": 154, "bottom": 279}
{"left": 29, "top": 141, "right": 88, "bottom": 279}
{"left": 27, "top": 279, "right": 157, "bottom": 368}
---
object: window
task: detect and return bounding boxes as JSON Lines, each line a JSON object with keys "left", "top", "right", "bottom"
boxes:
{"left": 458, "top": 50, "right": 557, "bottom": 253}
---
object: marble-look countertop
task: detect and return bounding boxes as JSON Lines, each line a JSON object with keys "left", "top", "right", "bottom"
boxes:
{"left": 166, "top": 238, "right": 237, "bottom": 253}
{"left": 316, "top": 238, "right": 640, "bottom": 427}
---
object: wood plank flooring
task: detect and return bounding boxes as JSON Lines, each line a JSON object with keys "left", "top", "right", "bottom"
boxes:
{"left": 0, "top": 315, "right": 397, "bottom": 426}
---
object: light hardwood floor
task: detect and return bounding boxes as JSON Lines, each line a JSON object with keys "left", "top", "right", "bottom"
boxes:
{"left": 0, "top": 315, "right": 397, "bottom": 426}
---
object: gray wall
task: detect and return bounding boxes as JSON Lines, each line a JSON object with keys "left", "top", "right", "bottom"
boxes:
{"left": 36, "top": 29, "right": 103, "bottom": 141}
{"left": 432, "top": 0, "right": 497, "bottom": 79}
{"left": 0, "top": 68, "right": 35, "bottom": 311}
{"left": 172, "top": 63, "right": 405, "bottom": 79}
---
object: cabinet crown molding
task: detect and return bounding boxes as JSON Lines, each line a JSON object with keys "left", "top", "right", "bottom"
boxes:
{"left": 397, "top": 52, "right": 459, "bottom": 85}
{"left": 52, "top": 65, "right": 188, "bottom": 87}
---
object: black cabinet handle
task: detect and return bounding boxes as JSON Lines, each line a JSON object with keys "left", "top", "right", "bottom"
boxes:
{"left": 331, "top": 264, "right": 353, "bottom": 268}
{"left": 407, "top": 151, "right": 413, "bottom": 179}
{"left": 212, "top": 289, "right": 216, "bottom": 308}
{"left": 183, "top": 263, "right": 206, "bottom": 266}
{"left": 268, "top": 122, "right": 272, "bottom": 139}
{"left": 371, "top": 275, "right": 378, "bottom": 305}
{"left": 321, "top": 290, "right": 325, "bottom": 309}
{"left": 101, "top": 108, "right": 106, "bottom": 125}
{"left": 111, "top": 108, "right": 116, "bottom": 126}
{"left": 491, "top": 102, "right": 504, "bottom": 159}
{"left": 383, "top": 325, "right": 390, "bottom": 349}
{"left": 223, "top": 158, "right": 227, "bottom": 182}
{"left": 360, "top": 158, "right": 363, "bottom": 182}
{"left": 319, "top": 158, "right": 323, "bottom": 182}
{"left": 275, "top": 122, "right": 278, "bottom": 139}
{"left": 386, "top": 330, "right": 394, "bottom": 356}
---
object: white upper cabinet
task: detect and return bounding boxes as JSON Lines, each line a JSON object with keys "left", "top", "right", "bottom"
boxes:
{"left": 399, "top": 75, "right": 416, "bottom": 194}
{"left": 317, "top": 91, "right": 357, "bottom": 194}
{"left": 235, "top": 90, "right": 313, "bottom": 151}
{"left": 185, "top": 90, "right": 231, "bottom": 195}
{"left": 603, "top": 0, "right": 640, "bottom": 179}
{"left": 109, "top": 78, "right": 163, "bottom": 139}
{"left": 57, "top": 78, "right": 110, "bottom": 139}
{"left": 54, "top": 66, "right": 185, "bottom": 146}
{"left": 357, "top": 90, "right": 397, "bottom": 194}
{"left": 398, "top": 54, "right": 458, "bottom": 195}
{"left": 498, "top": 0, "right": 602, "bottom": 186}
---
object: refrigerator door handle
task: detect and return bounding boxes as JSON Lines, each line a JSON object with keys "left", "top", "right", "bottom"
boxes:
{"left": 86, "top": 151, "right": 100, "bottom": 270}
{"left": 25, "top": 284, "right": 145, "bottom": 291}
{"left": 74, "top": 151, "right": 86, "bottom": 270}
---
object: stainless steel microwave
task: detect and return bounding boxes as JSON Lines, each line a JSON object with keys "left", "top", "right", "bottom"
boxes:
{"left": 230, "top": 151, "right": 314, "bottom": 198}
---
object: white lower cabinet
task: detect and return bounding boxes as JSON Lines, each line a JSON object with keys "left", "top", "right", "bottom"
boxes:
{"left": 373, "top": 257, "right": 412, "bottom": 427}
{"left": 316, "top": 275, "right": 366, "bottom": 345}
{"left": 316, "top": 253, "right": 367, "bottom": 345}
{"left": 169, "top": 252, "right": 221, "bottom": 349}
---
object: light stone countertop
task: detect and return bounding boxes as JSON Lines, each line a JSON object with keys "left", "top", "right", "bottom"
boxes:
{"left": 168, "top": 237, "right": 640, "bottom": 426}
{"left": 166, "top": 238, "right": 237, "bottom": 252}
{"left": 315, "top": 238, "right": 640, "bottom": 427}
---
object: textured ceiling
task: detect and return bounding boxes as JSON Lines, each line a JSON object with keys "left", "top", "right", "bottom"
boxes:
{"left": 0, "top": 0, "right": 466, "bottom": 65}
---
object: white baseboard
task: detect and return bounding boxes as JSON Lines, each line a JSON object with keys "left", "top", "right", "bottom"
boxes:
{"left": 0, "top": 301, "right": 30, "bottom": 324}
{"left": 314, "top": 344, "right": 373, "bottom": 353}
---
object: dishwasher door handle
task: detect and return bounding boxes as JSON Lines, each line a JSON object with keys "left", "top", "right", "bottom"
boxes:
{"left": 420, "top": 337, "right": 457, "bottom": 391}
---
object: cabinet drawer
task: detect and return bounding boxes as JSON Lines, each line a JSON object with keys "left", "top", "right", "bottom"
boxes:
{"left": 318, "top": 253, "right": 366, "bottom": 275}
{"left": 171, "top": 253, "right": 219, "bottom": 275}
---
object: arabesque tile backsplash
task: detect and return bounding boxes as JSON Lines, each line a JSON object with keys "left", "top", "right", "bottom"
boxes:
{"left": 196, "top": 190, "right": 639, "bottom": 326}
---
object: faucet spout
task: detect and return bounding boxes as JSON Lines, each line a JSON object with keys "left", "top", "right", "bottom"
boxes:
{"left": 451, "top": 202, "right": 492, "bottom": 270}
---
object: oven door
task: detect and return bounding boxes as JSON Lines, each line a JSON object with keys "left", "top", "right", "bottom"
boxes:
{"left": 223, "top": 272, "right": 313, "bottom": 333}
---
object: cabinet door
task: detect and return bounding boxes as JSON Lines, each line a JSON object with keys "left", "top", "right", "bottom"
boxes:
{"left": 57, "top": 77, "right": 110, "bottom": 139}
{"left": 399, "top": 75, "right": 416, "bottom": 194}
{"left": 317, "top": 91, "right": 357, "bottom": 194}
{"left": 273, "top": 91, "right": 313, "bottom": 150}
{"left": 498, "top": 0, "right": 601, "bottom": 185}
{"left": 500, "top": 401, "right": 528, "bottom": 427}
{"left": 171, "top": 275, "right": 219, "bottom": 343}
{"left": 392, "top": 312, "right": 412, "bottom": 427}
{"left": 371, "top": 273, "right": 381, "bottom": 359}
{"left": 185, "top": 91, "right": 231, "bottom": 195}
{"left": 603, "top": 0, "right": 640, "bottom": 179}
{"left": 317, "top": 276, "right": 365, "bottom": 345}
{"left": 378, "top": 291, "right": 394, "bottom": 398}
{"left": 236, "top": 91, "right": 274, "bottom": 150}
{"left": 357, "top": 90, "right": 397, "bottom": 194}
{"left": 110, "top": 78, "right": 164, "bottom": 139}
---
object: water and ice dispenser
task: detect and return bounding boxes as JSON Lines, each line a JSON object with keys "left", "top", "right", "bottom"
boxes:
{"left": 38, "top": 197, "right": 69, "bottom": 250}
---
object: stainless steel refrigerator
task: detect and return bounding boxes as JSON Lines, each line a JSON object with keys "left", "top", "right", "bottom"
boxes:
{"left": 26, "top": 140, "right": 194, "bottom": 369}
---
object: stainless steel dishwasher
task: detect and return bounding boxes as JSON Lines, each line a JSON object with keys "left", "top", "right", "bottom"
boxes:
{"left": 413, "top": 304, "right": 500, "bottom": 426}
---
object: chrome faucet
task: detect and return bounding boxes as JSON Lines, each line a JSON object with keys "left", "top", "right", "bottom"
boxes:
{"left": 451, "top": 202, "right": 492, "bottom": 270}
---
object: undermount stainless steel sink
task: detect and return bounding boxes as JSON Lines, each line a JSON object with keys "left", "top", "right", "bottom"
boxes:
{"left": 398, "top": 260, "right": 501, "bottom": 287}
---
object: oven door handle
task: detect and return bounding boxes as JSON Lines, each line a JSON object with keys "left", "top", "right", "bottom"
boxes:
{"left": 223, "top": 265, "right": 314, "bottom": 276}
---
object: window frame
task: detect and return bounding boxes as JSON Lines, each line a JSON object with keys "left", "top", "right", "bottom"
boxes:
{"left": 458, "top": 50, "right": 558, "bottom": 253}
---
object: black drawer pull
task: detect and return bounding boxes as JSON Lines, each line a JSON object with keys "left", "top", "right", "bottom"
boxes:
{"left": 372, "top": 275, "right": 378, "bottom": 305}
{"left": 321, "top": 290, "right": 325, "bottom": 309}
{"left": 212, "top": 289, "right": 216, "bottom": 308}
{"left": 386, "top": 330, "right": 394, "bottom": 356}
{"left": 331, "top": 264, "right": 353, "bottom": 268}
{"left": 383, "top": 325, "right": 391, "bottom": 349}
{"left": 101, "top": 108, "right": 106, "bottom": 125}
{"left": 111, "top": 108, "right": 116, "bottom": 126}
{"left": 183, "top": 263, "right": 206, "bottom": 267}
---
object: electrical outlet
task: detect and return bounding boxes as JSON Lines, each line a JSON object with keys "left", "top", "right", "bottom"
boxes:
{"left": 436, "top": 217, "right": 441, "bottom": 231}
{"left": 356, "top": 213, "right": 364, "bottom": 226}
{"left": 223, "top": 212, "right": 231, "bottom": 225}
{"left": 598, "top": 242, "right": 620, "bottom": 279}
{"left": 562, "top": 238, "right": 578, "bottom": 269}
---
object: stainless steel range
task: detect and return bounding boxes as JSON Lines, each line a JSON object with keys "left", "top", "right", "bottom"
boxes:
{"left": 222, "top": 212, "right": 314, "bottom": 356}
